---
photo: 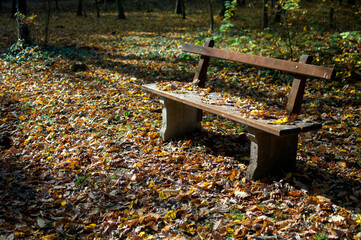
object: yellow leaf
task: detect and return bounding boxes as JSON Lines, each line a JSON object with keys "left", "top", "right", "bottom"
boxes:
{"left": 159, "top": 190, "right": 172, "bottom": 200}
{"left": 356, "top": 214, "right": 361, "bottom": 225}
{"left": 148, "top": 181, "right": 155, "bottom": 188}
{"left": 164, "top": 210, "right": 176, "bottom": 219}
{"left": 19, "top": 115, "right": 26, "bottom": 121}
{"left": 42, "top": 234, "right": 57, "bottom": 240}
{"left": 270, "top": 117, "right": 289, "bottom": 125}
{"left": 128, "top": 200, "right": 134, "bottom": 209}
{"left": 85, "top": 223, "right": 96, "bottom": 229}
{"left": 139, "top": 232, "right": 145, "bottom": 237}
{"left": 15, "top": 232, "right": 25, "bottom": 237}
{"left": 61, "top": 201, "right": 67, "bottom": 206}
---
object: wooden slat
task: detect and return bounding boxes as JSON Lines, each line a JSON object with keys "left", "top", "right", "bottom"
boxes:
{"left": 142, "top": 83, "right": 322, "bottom": 136}
{"left": 182, "top": 44, "right": 335, "bottom": 80}
{"left": 286, "top": 55, "right": 313, "bottom": 114}
{"left": 193, "top": 40, "right": 214, "bottom": 88}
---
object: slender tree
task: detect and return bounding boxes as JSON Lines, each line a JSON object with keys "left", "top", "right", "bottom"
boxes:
{"left": 11, "top": 0, "right": 16, "bottom": 17}
{"left": 330, "top": 0, "right": 334, "bottom": 28}
{"left": 262, "top": 0, "right": 269, "bottom": 28}
{"left": 175, "top": 0, "right": 186, "bottom": 19}
{"left": 77, "top": 0, "right": 87, "bottom": 17}
{"left": 43, "top": 0, "right": 51, "bottom": 46}
{"left": 95, "top": 0, "right": 100, "bottom": 17}
{"left": 116, "top": 0, "right": 125, "bottom": 19}
{"left": 16, "top": 0, "right": 31, "bottom": 44}
{"left": 208, "top": 0, "right": 214, "bottom": 32}
{"left": 77, "top": 0, "right": 83, "bottom": 16}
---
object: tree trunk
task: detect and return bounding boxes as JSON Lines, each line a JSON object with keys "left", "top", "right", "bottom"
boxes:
{"left": 43, "top": 0, "right": 51, "bottom": 47}
{"left": 95, "top": 0, "right": 100, "bottom": 17}
{"left": 11, "top": 0, "right": 16, "bottom": 18}
{"left": 17, "top": 0, "right": 27, "bottom": 15}
{"left": 104, "top": 0, "right": 110, "bottom": 11}
{"left": 116, "top": 0, "right": 125, "bottom": 19}
{"left": 274, "top": 3, "right": 282, "bottom": 24}
{"left": 77, "top": 0, "right": 83, "bottom": 16}
{"left": 54, "top": 0, "right": 59, "bottom": 10}
{"left": 175, "top": 0, "right": 182, "bottom": 14}
{"left": 208, "top": 0, "right": 214, "bottom": 32}
{"left": 16, "top": 0, "right": 31, "bottom": 44}
{"left": 175, "top": 0, "right": 186, "bottom": 19}
{"left": 262, "top": 0, "right": 268, "bottom": 28}
{"left": 330, "top": 0, "right": 334, "bottom": 28}
{"left": 219, "top": 0, "right": 226, "bottom": 17}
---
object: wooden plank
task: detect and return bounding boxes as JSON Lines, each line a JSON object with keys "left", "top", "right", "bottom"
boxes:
{"left": 142, "top": 83, "right": 322, "bottom": 136}
{"left": 193, "top": 40, "right": 214, "bottom": 88}
{"left": 286, "top": 55, "right": 313, "bottom": 114}
{"left": 182, "top": 44, "right": 335, "bottom": 80}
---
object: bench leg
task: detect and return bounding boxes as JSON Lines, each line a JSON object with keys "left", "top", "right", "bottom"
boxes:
{"left": 160, "top": 98, "right": 201, "bottom": 141}
{"left": 246, "top": 127, "right": 298, "bottom": 180}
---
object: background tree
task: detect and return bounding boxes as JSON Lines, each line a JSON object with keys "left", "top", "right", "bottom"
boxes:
{"left": 77, "top": 0, "right": 87, "bottom": 17}
{"left": 116, "top": 0, "right": 125, "bottom": 19}
{"left": 11, "top": 0, "right": 16, "bottom": 17}
{"left": 208, "top": 0, "right": 214, "bottom": 32}
{"left": 16, "top": 0, "right": 31, "bottom": 45}
{"left": 95, "top": 0, "right": 100, "bottom": 17}
{"left": 175, "top": 0, "right": 186, "bottom": 19}
{"left": 43, "top": 0, "right": 51, "bottom": 46}
{"left": 54, "top": 0, "right": 59, "bottom": 10}
{"left": 262, "top": 0, "right": 269, "bottom": 28}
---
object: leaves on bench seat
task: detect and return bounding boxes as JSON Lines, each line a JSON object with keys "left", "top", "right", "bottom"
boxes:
{"left": 156, "top": 81, "right": 293, "bottom": 122}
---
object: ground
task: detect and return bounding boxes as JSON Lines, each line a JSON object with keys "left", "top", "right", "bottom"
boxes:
{"left": 0, "top": 2, "right": 361, "bottom": 239}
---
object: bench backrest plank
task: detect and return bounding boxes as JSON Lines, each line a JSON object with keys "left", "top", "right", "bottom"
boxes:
{"left": 183, "top": 41, "right": 335, "bottom": 115}
{"left": 183, "top": 44, "right": 335, "bottom": 80}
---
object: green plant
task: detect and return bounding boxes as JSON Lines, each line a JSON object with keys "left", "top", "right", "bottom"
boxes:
{"left": 313, "top": 233, "right": 328, "bottom": 240}
{"left": 75, "top": 174, "right": 88, "bottom": 186}
{"left": 219, "top": 0, "right": 237, "bottom": 34}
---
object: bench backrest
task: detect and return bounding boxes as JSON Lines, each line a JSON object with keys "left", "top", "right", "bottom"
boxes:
{"left": 182, "top": 40, "right": 335, "bottom": 115}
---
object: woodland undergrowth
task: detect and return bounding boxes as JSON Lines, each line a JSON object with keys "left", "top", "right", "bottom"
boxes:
{"left": 0, "top": 2, "right": 360, "bottom": 239}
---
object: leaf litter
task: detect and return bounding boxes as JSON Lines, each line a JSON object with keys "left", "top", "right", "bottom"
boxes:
{"left": 0, "top": 7, "right": 360, "bottom": 240}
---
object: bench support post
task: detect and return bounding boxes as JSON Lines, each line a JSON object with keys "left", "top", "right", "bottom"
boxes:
{"left": 160, "top": 98, "right": 201, "bottom": 141}
{"left": 246, "top": 127, "right": 298, "bottom": 180}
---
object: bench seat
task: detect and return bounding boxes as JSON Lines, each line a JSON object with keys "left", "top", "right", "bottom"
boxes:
{"left": 142, "top": 83, "right": 321, "bottom": 137}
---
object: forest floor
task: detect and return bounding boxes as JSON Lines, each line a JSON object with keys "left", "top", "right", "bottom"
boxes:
{"left": 0, "top": 3, "right": 361, "bottom": 240}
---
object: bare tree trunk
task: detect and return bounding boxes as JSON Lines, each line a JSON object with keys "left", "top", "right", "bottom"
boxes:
{"left": 208, "top": 0, "right": 214, "bottom": 32}
{"left": 181, "top": 0, "right": 185, "bottom": 19}
{"left": 95, "top": 0, "right": 100, "bottom": 17}
{"left": 44, "top": 0, "right": 51, "bottom": 46}
{"left": 77, "top": 0, "right": 83, "bottom": 16}
{"left": 175, "top": 0, "right": 182, "bottom": 14}
{"left": 274, "top": 3, "right": 282, "bottom": 24}
{"left": 54, "top": 0, "right": 59, "bottom": 10}
{"left": 330, "top": 0, "right": 334, "bottom": 28}
{"left": 116, "top": 0, "right": 125, "bottom": 19}
{"left": 16, "top": 0, "right": 31, "bottom": 45}
{"left": 219, "top": 0, "right": 226, "bottom": 17}
{"left": 262, "top": 0, "right": 269, "bottom": 28}
{"left": 175, "top": 0, "right": 186, "bottom": 19}
{"left": 104, "top": 0, "right": 110, "bottom": 11}
{"left": 11, "top": 0, "right": 17, "bottom": 17}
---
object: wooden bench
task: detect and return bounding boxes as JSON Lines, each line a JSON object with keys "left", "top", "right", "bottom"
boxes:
{"left": 142, "top": 40, "right": 335, "bottom": 180}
